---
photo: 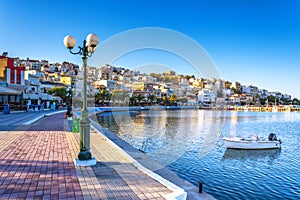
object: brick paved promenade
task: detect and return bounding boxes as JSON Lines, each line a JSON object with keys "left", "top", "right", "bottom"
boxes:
{"left": 0, "top": 112, "right": 216, "bottom": 200}
{"left": 0, "top": 113, "right": 180, "bottom": 199}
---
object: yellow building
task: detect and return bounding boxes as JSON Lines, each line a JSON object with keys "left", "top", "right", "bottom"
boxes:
{"left": 60, "top": 75, "right": 72, "bottom": 86}
{"left": 132, "top": 82, "right": 144, "bottom": 91}
{"left": 165, "top": 71, "right": 176, "bottom": 76}
{"left": 0, "top": 57, "right": 7, "bottom": 78}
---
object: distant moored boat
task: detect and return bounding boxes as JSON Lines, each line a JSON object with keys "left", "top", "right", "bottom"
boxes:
{"left": 222, "top": 133, "right": 281, "bottom": 150}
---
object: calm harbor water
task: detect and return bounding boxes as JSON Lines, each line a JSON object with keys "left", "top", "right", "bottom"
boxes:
{"left": 97, "top": 110, "right": 300, "bottom": 200}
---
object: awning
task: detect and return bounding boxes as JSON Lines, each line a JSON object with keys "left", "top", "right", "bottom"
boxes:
{"left": 0, "top": 85, "right": 22, "bottom": 95}
{"left": 23, "top": 93, "right": 55, "bottom": 100}
{"left": 41, "top": 93, "right": 53, "bottom": 100}
{"left": 23, "top": 93, "right": 38, "bottom": 100}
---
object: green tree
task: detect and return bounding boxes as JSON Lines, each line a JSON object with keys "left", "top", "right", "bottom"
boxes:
{"left": 95, "top": 89, "right": 111, "bottom": 106}
{"left": 266, "top": 95, "right": 277, "bottom": 105}
{"left": 48, "top": 87, "right": 67, "bottom": 103}
{"left": 156, "top": 97, "right": 162, "bottom": 105}
{"left": 136, "top": 94, "right": 144, "bottom": 106}
{"left": 129, "top": 96, "right": 136, "bottom": 106}
{"left": 148, "top": 94, "right": 155, "bottom": 106}
{"left": 163, "top": 96, "right": 169, "bottom": 106}
{"left": 259, "top": 98, "right": 266, "bottom": 106}
{"left": 292, "top": 98, "right": 300, "bottom": 105}
{"left": 280, "top": 97, "right": 290, "bottom": 105}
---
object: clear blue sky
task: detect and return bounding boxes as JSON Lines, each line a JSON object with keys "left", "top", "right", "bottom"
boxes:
{"left": 1, "top": 0, "right": 300, "bottom": 98}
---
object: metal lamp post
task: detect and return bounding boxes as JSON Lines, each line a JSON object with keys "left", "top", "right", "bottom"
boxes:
{"left": 64, "top": 34, "right": 99, "bottom": 165}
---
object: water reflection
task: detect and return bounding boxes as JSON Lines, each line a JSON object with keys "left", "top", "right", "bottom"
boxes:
{"left": 96, "top": 110, "right": 300, "bottom": 200}
{"left": 97, "top": 110, "right": 227, "bottom": 168}
{"left": 222, "top": 149, "right": 281, "bottom": 162}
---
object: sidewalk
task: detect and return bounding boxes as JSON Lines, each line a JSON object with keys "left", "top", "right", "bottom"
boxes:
{"left": 0, "top": 113, "right": 176, "bottom": 199}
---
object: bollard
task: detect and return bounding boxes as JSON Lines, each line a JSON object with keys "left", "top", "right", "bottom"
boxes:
{"left": 72, "top": 118, "right": 79, "bottom": 133}
{"left": 199, "top": 181, "right": 204, "bottom": 193}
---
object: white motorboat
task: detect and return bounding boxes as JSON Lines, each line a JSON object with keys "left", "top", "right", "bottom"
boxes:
{"left": 222, "top": 133, "right": 281, "bottom": 150}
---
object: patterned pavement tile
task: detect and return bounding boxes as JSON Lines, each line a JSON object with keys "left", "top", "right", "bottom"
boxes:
{"left": 0, "top": 113, "right": 180, "bottom": 200}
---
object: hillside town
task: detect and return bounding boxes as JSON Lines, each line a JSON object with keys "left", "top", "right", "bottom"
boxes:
{"left": 0, "top": 53, "right": 298, "bottom": 112}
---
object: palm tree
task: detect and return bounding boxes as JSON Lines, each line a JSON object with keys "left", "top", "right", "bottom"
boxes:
{"left": 163, "top": 96, "right": 169, "bottom": 106}
{"left": 129, "top": 96, "right": 136, "bottom": 106}
{"left": 95, "top": 89, "right": 111, "bottom": 106}
{"left": 156, "top": 97, "right": 162, "bottom": 105}
{"left": 136, "top": 94, "right": 144, "bottom": 106}
{"left": 169, "top": 94, "right": 177, "bottom": 106}
{"left": 148, "top": 94, "right": 155, "bottom": 106}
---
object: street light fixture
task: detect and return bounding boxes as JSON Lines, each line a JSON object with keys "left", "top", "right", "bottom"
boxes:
{"left": 64, "top": 33, "right": 99, "bottom": 166}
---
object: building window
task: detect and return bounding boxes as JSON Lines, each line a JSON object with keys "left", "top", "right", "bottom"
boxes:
{"left": 10, "top": 72, "right": 15, "bottom": 84}
{"left": 16, "top": 74, "right": 21, "bottom": 84}
{"left": 3, "top": 95, "right": 8, "bottom": 103}
{"left": 10, "top": 96, "right": 15, "bottom": 102}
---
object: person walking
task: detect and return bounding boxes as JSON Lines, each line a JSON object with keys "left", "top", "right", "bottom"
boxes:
{"left": 65, "top": 106, "right": 74, "bottom": 120}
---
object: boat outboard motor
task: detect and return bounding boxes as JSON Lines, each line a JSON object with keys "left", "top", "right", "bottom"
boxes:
{"left": 268, "top": 133, "right": 277, "bottom": 141}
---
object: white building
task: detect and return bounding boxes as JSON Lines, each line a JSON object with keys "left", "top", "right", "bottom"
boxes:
{"left": 198, "top": 89, "right": 217, "bottom": 104}
{"left": 24, "top": 71, "right": 43, "bottom": 94}
{"left": 242, "top": 85, "right": 258, "bottom": 96}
